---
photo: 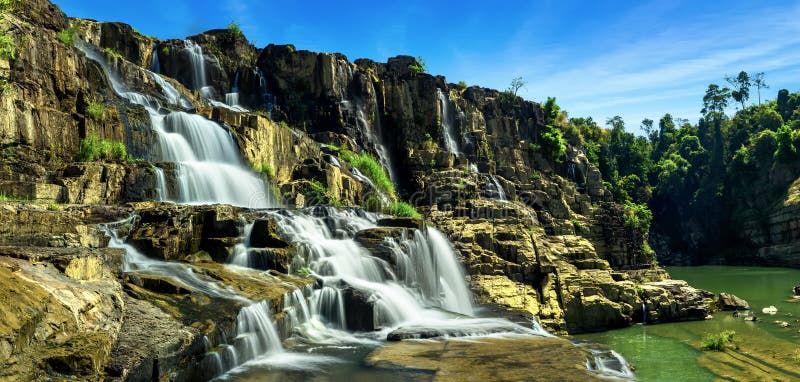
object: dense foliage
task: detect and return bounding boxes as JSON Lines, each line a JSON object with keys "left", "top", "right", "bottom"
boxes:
{"left": 552, "top": 71, "right": 800, "bottom": 263}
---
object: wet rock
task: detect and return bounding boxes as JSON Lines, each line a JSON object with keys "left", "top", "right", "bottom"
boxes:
{"left": 106, "top": 295, "right": 203, "bottom": 381}
{"left": 368, "top": 336, "right": 600, "bottom": 381}
{"left": 243, "top": 248, "right": 293, "bottom": 273}
{"left": 341, "top": 285, "right": 375, "bottom": 331}
{"left": 378, "top": 217, "right": 424, "bottom": 230}
{"left": 353, "top": 227, "right": 409, "bottom": 267}
{"left": 716, "top": 292, "right": 751, "bottom": 311}
{"left": 249, "top": 218, "right": 290, "bottom": 248}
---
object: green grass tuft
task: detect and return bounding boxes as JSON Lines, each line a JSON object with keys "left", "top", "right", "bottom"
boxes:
{"left": 77, "top": 134, "right": 128, "bottom": 162}
{"left": 57, "top": 25, "right": 78, "bottom": 46}
{"left": 340, "top": 150, "right": 395, "bottom": 197}
{"left": 86, "top": 102, "right": 106, "bottom": 121}
{"left": 386, "top": 202, "right": 421, "bottom": 218}
{"left": 0, "top": 35, "right": 15, "bottom": 60}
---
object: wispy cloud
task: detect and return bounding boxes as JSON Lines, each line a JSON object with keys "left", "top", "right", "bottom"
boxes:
{"left": 445, "top": 0, "right": 800, "bottom": 128}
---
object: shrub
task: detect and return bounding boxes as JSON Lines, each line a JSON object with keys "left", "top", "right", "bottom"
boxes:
{"left": 57, "top": 25, "right": 78, "bottom": 46}
{"left": 279, "top": 120, "right": 290, "bottom": 129}
{"left": 623, "top": 201, "right": 653, "bottom": 233}
{"left": 408, "top": 56, "right": 427, "bottom": 74}
{"left": 227, "top": 21, "right": 243, "bottom": 40}
{"left": 0, "top": 35, "right": 14, "bottom": 60}
{"left": 301, "top": 180, "right": 340, "bottom": 205}
{"left": 102, "top": 47, "right": 123, "bottom": 60}
{"left": 86, "top": 102, "right": 106, "bottom": 121}
{"left": 775, "top": 124, "right": 797, "bottom": 162}
{"left": 386, "top": 202, "right": 421, "bottom": 218}
{"left": 77, "top": 134, "right": 128, "bottom": 162}
{"left": 540, "top": 124, "right": 567, "bottom": 163}
{"left": 161, "top": 46, "right": 170, "bottom": 56}
{"left": 111, "top": 142, "right": 127, "bottom": 160}
{"left": 701, "top": 330, "right": 736, "bottom": 351}
{"left": 296, "top": 267, "right": 312, "bottom": 277}
{"left": 457, "top": 81, "right": 467, "bottom": 88}
{"left": 341, "top": 150, "right": 395, "bottom": 196}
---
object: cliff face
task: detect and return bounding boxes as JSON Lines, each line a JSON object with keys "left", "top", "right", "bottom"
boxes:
{"left": 0, "top": 1, "right": 715, "bottom": 380}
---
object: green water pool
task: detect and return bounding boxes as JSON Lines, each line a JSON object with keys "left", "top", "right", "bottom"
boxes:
{"left": 577, "top": 266, "right": 800, "bottom": 381}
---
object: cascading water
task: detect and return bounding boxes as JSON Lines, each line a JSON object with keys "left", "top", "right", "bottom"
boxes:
{"left": 340, "top": 80, "right": 397, "bottom": 184}
{"left": 486, "top": 175, "right": 508, "bottom": 201}
{"left": 234, "top": 208, "right": 540, "bottom": 340}
{"left": 437, "top": 88, "right": 460, "bottom": 155}
{"left": 102, "top": 215, "right": 290, "bottom": 379}
{"left": 184, "top": 39, "right": 208, "bottom": 91}
{"left": 151, "top": 44, "right": 161, "bottom": 74}
{"left": 76, "top": 41, "right": 272, "bottom": 208}
{"left": 642, "top": 302, "right": 647, "bottom": 325}
{"left": 366, "top": 81, "right": 396, "bottom": 183}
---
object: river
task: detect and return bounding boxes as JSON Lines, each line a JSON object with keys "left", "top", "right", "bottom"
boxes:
{"left": 577, "top": 266, "right": 800, "bottom": 381}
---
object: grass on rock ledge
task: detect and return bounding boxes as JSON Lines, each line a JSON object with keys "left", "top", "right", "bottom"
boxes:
{"left": 78, "top": 134, "right": 129, "bottom": 162}
{"left": 340, "top": 150, "right": 395, "bottom": 197}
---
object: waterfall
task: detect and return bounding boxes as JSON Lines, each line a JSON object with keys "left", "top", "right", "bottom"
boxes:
{"left": 485, "top": 175, "right": 508, "bottom": 201}
{"left": 153, "top": 166, "right": 168, "bottom": 201}
{"left": 642, "top": 302, "right": 647, "bottom": 325}
{"left": 255, "top": 68, "right": 276, "bottom": 115}
{"left": 366, "top": 81, "right": 396, "bottom": 183}
{"left": 100, "top": 216, "right": 247, "bottom": 300}
{"left": 567, "top": 163, "right": 577, "bottom": 182}
{"left": 437, "top": 88, "right": 460, "bottom": 155}
{"left": 101, "top": 217, "right": 287, "bottom": 379}
{"left": 341, "top": 80, "right": 396, "bottom": 184}
{"left": 76, "top": 41, "right": 272, "bottom": 208}
{"left": 230, "top": 208, "right": 543, "bottom": 340}
{"left": 184, "top": 39, "right": 207, "bottom": 91}
{"left": 151, "top": 44, "right": 160, "bottom": 74}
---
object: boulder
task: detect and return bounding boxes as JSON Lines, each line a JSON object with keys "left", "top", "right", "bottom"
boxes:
{"left": 249, "top": 218, "right": 290, "bottom": 248}
{"left": 716, "top": 292, "right": 750, "bottom": 311}
{"left": 341, "top": 286, "right": 376, "bottom": 331}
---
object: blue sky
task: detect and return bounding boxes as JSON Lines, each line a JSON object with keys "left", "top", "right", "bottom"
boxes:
{"left": 56, "top": 0, "right": 800, "bottom": 134}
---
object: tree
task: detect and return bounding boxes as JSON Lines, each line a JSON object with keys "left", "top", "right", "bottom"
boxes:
{"left": 752, "top": 72, "right": 768, "bottom": 105}
{"left": 408, "top": 56, "right": 427, "bottom": 74}
{"left": 725, "top": 71, "right": 750, "bottom": 110}
{"left": 509, "top": 76, "right": 527, "bottom": 96}
{"left": 641, "top": 118, "right": 655, "bottom": 141}
{"left": 702, "top": 84, "right": 731, "bottom": 116}
{"left": 775, "top": 124, "right": 796, "bottom": 161}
